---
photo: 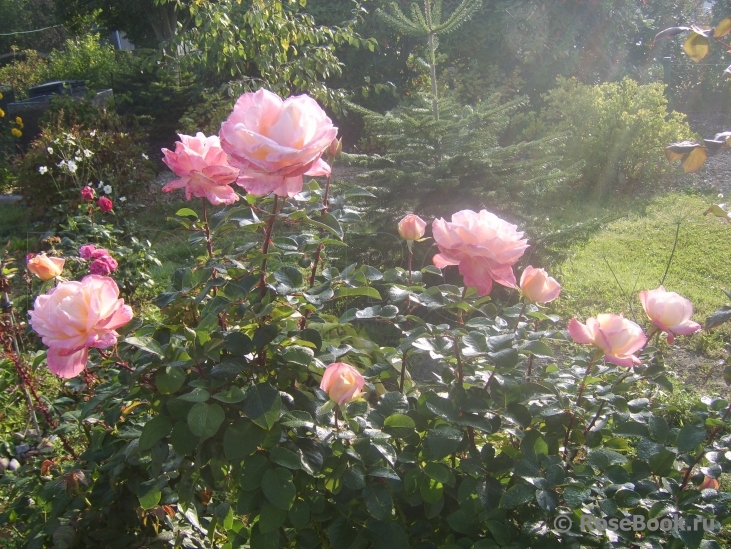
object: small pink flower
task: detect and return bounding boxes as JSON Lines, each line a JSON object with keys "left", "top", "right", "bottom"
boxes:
{"left": 220, "top": 89, "right": 338, "bottom": 197}
{"left": 29, "top": 275, "right": 133, "bottom": 378}
{"left": 398, "top": 214, "right": 427, "bottom": 241}
{"left": 639, "top": 286, "right": 701, "bottom": 344}
{"left": 568, "top": 314, "right": 646, "bottom": 367}
{"left": 519, "top": 266, "right": 561, "bottom": 304}
{"left": 320, "top": 363, "right": 365, "bottom": 405}
{"left": 89, "top": 255, "right": 118, "bottom": 275}
{"left": 162, "top": 132, "right": 240, "bottom": 205}
{"left": 27, "top": 253, "right": 65, "bottom": 281}
{"left": 81, "top": 186, "right": 95, "bottom": 201}
{"left": 432, "top": 209, "right": 528, "bottom": 296}
{"left": 79, "top": 245, "right": 112, "bottom": 260}
{"left": 97, "top": 196, "right": 113, "bottom": 212}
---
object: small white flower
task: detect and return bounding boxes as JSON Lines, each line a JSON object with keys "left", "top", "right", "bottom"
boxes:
{"left": 83, "top": 149, "right": 93, "bottom": 158}
{"left": 74, "top": 156, "right": 82, "bottom": 163}
{"left": 103, "top": 185, "right": 112, "bottom": 195}
{"left": 141, "top": 153, "right": 148, "bottom": 160}
{"left": 97, "top": 181, "right": 104, "bottom": 188}
{"left": 119, "top": 196, "right": 127, "bottom": 202}
{"left": 66, "top": 160, "right": 77, "bottom": 174}
{"left": 57, "top": 160, "right": 66, "bottom": 168}
{"left": 38, "top": 166, "right": 48, "bottom": 174}
{"left": 719, "top": 193, "right": 724, "bottom": 199}
{"left": 47, "top": 146, "right": 53, "bottom": 155}
{"left": 90, "top": 130, "right": 96, "bottom": 137}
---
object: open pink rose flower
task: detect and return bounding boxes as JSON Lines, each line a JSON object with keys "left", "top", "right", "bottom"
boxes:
{"left": 219, "top": 89, "right": 337, "bottom": 197}
{"left": 320, "top": 362, "right": 365, "bottom": 405}
{"left": 520, "top": 266, "right": 561, "bottom": 304}
{"left": 29, "top": 275, "right": 133, "bottom": 378}
{"left": 568, "top": 314, "right": 646, "bottom": 367}
{"left": 639, "top": 286, "right": 701, "bottom": 343}
{"left": 432, "top": 209, "right": 529, "bottom": 296}
{"left": 162, "top": 132, "right": 240, "bottom": 205}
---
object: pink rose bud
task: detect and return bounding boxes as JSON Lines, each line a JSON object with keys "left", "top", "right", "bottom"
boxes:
{"left": 97, "top": 196, "right": 113, "bottom": 212}
{"left": 162, "top": 132, "right": 240, "bottom": 206}
{"left": 27, "top": 253, "right": 65, "bottom": 281}
{"left": 320, "top": 362, "right": 365, "bottom": 405}
{"left": 519, "top": 266, "right": 561, "bottom": 304}
{"left": 89, "top": 255, "right": 118, "bottom": 275}
{"left": 568, "top": 314, "right": 646, "bottom": 367}
{"left": 28, "top": 275, "right": 133, "bottom": 378}
{"left": 639, "top": 286, "right": 701, "bottom": 344}
{"left": 81, "top": 186, "right": 95, "bottom": 201}
{"left": 220, "top": 89, "right": 338, "bottom": 197}
{"left": 398, "top": 213, "right": 427, "bottom": 241}
{"left": 327, "top": 137, "right": 342, "bottom": 158}
{"left": 432, "top": 209, "right": 528, "bottom": 296}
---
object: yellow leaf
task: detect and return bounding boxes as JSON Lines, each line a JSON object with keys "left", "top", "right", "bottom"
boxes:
{"left": 684, "top": 32, "right": 710, "bottom": 63}
{"left": 715, "top": 17, "right": 731, "bottom": 38}
{"left": 682, "top": 146, "right": 707, "bottom": 173}
{"left": 704, "top": 204, "right": 728, "bottom": 218}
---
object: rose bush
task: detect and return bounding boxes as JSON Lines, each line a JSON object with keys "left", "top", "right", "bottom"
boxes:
{"left": 1, "top": 89, "right": 730, "bottom": 549}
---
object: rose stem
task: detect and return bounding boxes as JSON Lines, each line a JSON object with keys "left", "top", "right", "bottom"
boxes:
{"left": 201, "top": 198, "right": 219, "bottom": 299}
{"left": 399, "top": 351, "right": 408, "bottom": 393}
{"left": 513, "top": 301, "right": 527, "bottom": 334}
{"left": 562, "top": 353, "right": 599, "bottom": 461}
{"left": 260, "top": 195, "right": 279, "bottom": 297}
{"left": 407, "top": 244, "right": 413, "bottom": 286}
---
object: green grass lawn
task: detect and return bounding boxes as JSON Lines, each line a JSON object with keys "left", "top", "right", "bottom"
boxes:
{"left": 553, "top": 192, "right": 731, "bottom": 353}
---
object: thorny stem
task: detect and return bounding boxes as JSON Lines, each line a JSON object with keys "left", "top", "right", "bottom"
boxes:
{"left": 407, "top": 246, "right": 413, "bottom": 286}
{"left": 525, "top": 355, "right": 534, "bottom": 380}
{"left": 260, "top": 195, "right": 279, "bottom": 297}
{"left": 201, "top": 198, "right": 214, "bottom": 262}
{"left": 514, "top": 301, "right": 527, "bottom": 334}
{"left": 678, "top": 401, "right": 731, "bottom": 492}
{"left": 563, "top": 353, "right": 599, "bottom": 461}
{"left": 399, "top": 352, "right": 408, "bottom": 393}
{"left": 453, "top": 336, "right": 464, "bottom": 386}
{"left": 583, "top": 400, "right": 606, "bottom": 437}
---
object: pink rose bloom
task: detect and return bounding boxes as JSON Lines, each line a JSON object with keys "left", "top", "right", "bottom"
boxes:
{"left": 568, "top": 314, "right": 647, "bottom": 367}
{"left": 320, "top": 362, "right": 365, "bottom": 405}
{"left": 520, "top": 266, "right": 561, "bottom": 304}
{"left": 97, "top": 196, "right": 113, "bottom": 212}
{"left": 27, "top": 253, "right": 65, "bottom": 281}
{"left": 89, "top": 255, "right": 118, "bottom": 275}
{"left": 639, "top": 286, "right": 701, "bottom": 344}
{"left": 432, "top": 209, "right": 529, "bottom": 296}
{"left": 162, "top": 132, "right": 240, "bottom": 205}
{"left": 81, "top": 186, "right": 95, "bottom": 201}
{"left": 79, "top": 244, "right": 112, "bottom": 260}
{"left": 220, "top": 89, "right": 338, "bottom": 197}
{"left": 29, "top": 275, "right": 133, "bottom": 378}
{"left": 398, "top": 214, "right": 427, "bottom": 241}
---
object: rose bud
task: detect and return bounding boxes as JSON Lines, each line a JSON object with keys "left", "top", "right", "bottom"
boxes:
{"left": 81, "top": 186, "right": 95, "bottom": 201}
{"left": 327, "top": 137, "right": 342, "bottom": 158}
{"left": 398, "top": 214, "right": 427, "bottom": 241}
{"left": 320, "top": 362, "right": 365, "bottom": 405}
{"left": 519, "top": 266, "right": 561, "bottom": 304}
{"left": 97, "top": 196, "right": 113, "bottom": 212}
{"left": 27, "top": 253, "right": 65, "bottom": 281}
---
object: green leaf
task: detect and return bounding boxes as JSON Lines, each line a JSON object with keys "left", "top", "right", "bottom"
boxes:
{"left": 178, "top": 388, "right": 210, "bottom": 402}
{"left": 139, "top": 415, "right": 172, "bottom": 451}
{"left": 649, "top": 449, "right": 677, "bottom": 476}
{"left": 156, "top": 367, "right": 186, "bottom": 394}
{"left": 427, "top": 426, "right": 463, "bottom": 460}
{"left": 677, "top": 424, "right": 707, "bottom": 452}
{"left": 447, "top": 510, "right": 479, "bottom": 536}
{"left": 536, "top": 489, "right": 559, "bottom": 512}
{"left": 563, "top": 485, "right": 591, "bottom": 508}
{"left": 125, "top": 336, "right": 163, "bottom": 357}
{"left": 212, "top": 385, "right": 246, "bottom": 404}
{"left": 243, "top": 383, "right": 281, "bottom": 430}
{"left": 333, "top": 287, "right": 382, "bottom": 300}
{"left": 383, "top": 414, "right": 415, "bottom": 428}
{"left": 138, "top": 485, "right": 161, "bottom": 509}
{"left": 259, "top": 502, "right": 288, "bottom": 533}
{"left": 224, "top": 419, "right": 265, "bottom": 460}
{"left": 365, "top": 519, "right": 409, "bottom": 549}
{"left": 176, "top": 207, "right": 198, "bottom": 219}
{"left": 273, "top": 266, "right": 304, "bottom": 290}
{"left": 269, "top": 447, "right": 301, "bottom": 470}
{"left": 500, "top": 483, "right": 535, "bottom": 509}
{"left": 649, "top": 416, "right": 669, "bottom": 443}
{"left": 614, "top": 489, "right": 641, "bottom": 508}
{"left": 289, "top": 500, "right": 310, "bottom": 529}
{"left": 170, "top": 421, "right": 199, "bottom": 455}
{"left": 187, "top": 402, "right": 225, "bottom": 440}
{"left": 240, "top": 455, "right": 270, "bottom": 491}
{"left": 282, "top": 345, "right": 314, "bottom": 366}
{"left": 363, "top": 484, "right": 393, "bottom": 521}
{"left": 262, "top": 467, "right": 296, "bottom": 510}
{"left": 423, "top": 463, "right": 451, "bottom": 485}
{"left": 420, "top": 477, "right": 443, "bottom": 504}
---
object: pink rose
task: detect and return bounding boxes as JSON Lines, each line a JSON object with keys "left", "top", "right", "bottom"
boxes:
{"left": 89, "top": 255, "right": 118, "bottom": 275}
{"left": 29, "top": 275, "right": 133, "bottom": 378}
{"left": 639, "top": 286, "right": 701, "bottom": 344}
{"left": 519, "top": 266, "right": 561, "bottom": 304}
{"left": 432, "top": 209, "right": 529, "bottom": 296}
{"left": 398, "top": 214, "right": 427, "bottom": 241}
{"left": 79, "top": 244, "right": 111, "bottom": 260}
{"left": 97, "top": 196, "right": 113, "bottom": 212}
{"left": 220, "top": 89, "right": 338, "bottom": 197}
{"left": 81, "top": 186, "right": 95, "bottom": 201}
{"left": 27, "top": 253, "right": 65, "bottom": 281}
{"left": 162, "top": 132, "right": 240, "bottom": 205}
{"left": 320, "top": 362, "right": 365, "bottom": 405}
{"left": 568, "top": 314, "right": 647, "bottom": 367}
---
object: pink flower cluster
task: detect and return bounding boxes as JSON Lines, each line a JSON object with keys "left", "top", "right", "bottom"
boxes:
{"left": 79, "top": 245, "right": 118, "bottom": 276}
{"left": 162, "top": 89, "right": 338, "bottom": 204}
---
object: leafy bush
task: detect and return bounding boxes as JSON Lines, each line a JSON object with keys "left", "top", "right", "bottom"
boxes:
{"left": 0, "top": 99, "right": 23, "bottom": 191}
{"left": 44, "top": 34, "right": 118, "bottom": 91}
{"left": 0, "top": 49, "right": 48, "bottom": 99}
{"left": 531, "top": 77, "right": 696, "bottom": 200}
{"left": 13, "top": 97, "right": 156, "bottom": 215}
